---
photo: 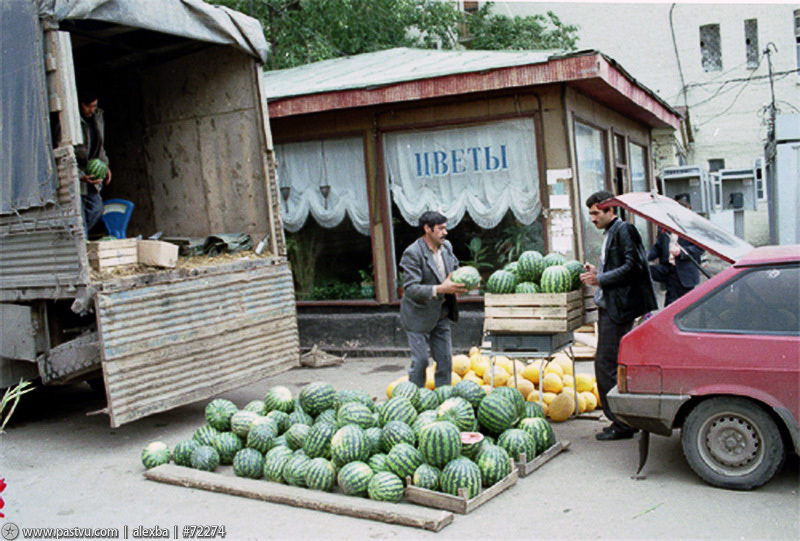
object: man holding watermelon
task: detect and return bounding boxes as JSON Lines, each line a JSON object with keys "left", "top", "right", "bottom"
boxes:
{"left": 75, "top": 89, "right": 112, "bottom": 235}
{"left": 580, "top": 191, "right": 657, "bottom": 440}
{"left": 399, "top": 211, "right": 468, "bottom": 388}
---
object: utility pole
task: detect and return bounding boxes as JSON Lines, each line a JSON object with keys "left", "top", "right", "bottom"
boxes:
{"left": 764, "top": 42, "right": 778, "bottom": 140}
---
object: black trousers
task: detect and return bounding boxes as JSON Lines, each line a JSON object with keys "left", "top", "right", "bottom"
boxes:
{"left": 595, "top": 308, "right": 634, "bottom": 429}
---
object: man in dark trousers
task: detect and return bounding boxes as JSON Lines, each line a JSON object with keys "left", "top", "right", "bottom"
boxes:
{"left": 399, "top": 211, "right": 467, "bottom": 388}
{"left": 75, "top": 89, "right": 112, "bottom": 235}
{"left": 648, "top": 194, "right": 705, "bottom": 306}
{"left": 580, "top": 191, "right": 658, "bottom": 440}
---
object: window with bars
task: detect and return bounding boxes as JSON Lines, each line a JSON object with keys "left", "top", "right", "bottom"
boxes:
{"left": 745, "top": 19, "right": 759, "bottom": 69}
{"left": 700, "top": 24, "right": 722, "bottom": 72}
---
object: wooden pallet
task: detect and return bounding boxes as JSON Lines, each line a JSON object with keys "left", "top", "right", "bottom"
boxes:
{"left": 484, "top": 291, "right": 583, "bottom": 333}
{"left": 404, "top": 461, "right": 518, "bottom": 514}
{"left": 87, "top": 238, "right": 137, "bottom": 270}
{"left": 514, "top": 440, "right": 571, "bottom": 477}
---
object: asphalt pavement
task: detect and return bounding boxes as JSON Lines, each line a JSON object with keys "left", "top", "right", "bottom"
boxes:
{"left": 2, "top": 357, "right": 798, "bottom": 540}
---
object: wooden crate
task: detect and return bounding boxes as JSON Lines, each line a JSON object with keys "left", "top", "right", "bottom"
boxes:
{"left": 405, "top": 461, "right": 518, "bottom": 514}
{"left": 484, "top": 290, "right": 583, "bottom": 333}
{"left": 514, "top": 440, "right": 571, "bottom": 477}
{"left": 87, "top": 238, "right": 137, "bottom": 270}
{"left": 138, "top": 239, "right": 178, "bottom": 268}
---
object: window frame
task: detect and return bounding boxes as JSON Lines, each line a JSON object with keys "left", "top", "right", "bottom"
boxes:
{"left": 700, "top": 23, "right": 723, "bottom": 72}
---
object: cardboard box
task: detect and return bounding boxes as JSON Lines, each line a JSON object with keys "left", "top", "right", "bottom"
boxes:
{"left": 138, "top": 240, "right": 178, "bottom": 268}
{"left": 87, "top": 238, "right": 138, "bottom": 271}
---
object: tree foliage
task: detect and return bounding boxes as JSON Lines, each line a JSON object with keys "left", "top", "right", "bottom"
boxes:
{"left": 210, "top": 0, "right": 579, "bottom": 70}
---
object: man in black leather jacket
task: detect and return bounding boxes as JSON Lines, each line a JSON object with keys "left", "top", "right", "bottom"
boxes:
{"left": 580, "top": 190, "right": 657, "bottom": 440}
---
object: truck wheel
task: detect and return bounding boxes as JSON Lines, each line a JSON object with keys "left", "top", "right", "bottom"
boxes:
{"left": 681, "top": 397, "right": 785, "bottom": 490}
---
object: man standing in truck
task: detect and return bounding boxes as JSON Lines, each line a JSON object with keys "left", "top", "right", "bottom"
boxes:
{"left": 580, "top": 190, "right": 657, "bottom": 440}
{"left": 75, "top": 90, "right": 112, "bottom": 236}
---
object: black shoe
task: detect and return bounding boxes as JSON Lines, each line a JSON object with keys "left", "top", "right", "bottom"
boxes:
{"left": 595, "top": 426, "right": 637, "bottom": 440}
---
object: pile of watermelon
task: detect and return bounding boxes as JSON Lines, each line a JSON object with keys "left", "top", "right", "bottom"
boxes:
{"left": 485, "top": 251, "right": 584, "bottom": 294}
{"left": 140, "top": 380, "right": 556, "bottom": 504}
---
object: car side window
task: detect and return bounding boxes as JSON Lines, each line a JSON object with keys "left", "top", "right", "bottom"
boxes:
{"left": 677, "top": 265, "right": 800, "bottom": 335}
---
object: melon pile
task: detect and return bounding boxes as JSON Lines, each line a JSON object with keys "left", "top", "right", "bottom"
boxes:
{"left": 484, "top": 251, "right": 583, "bottom": 294}
{"left": 140, "top": 379, "right": 557, "bottom": 504}
{"left": 387, "top": 347, "right": 600, "bottom": 423}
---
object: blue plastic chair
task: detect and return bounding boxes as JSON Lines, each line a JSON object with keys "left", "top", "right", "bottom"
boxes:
{"left": 102, "top": 199, "right": 135, "bottom": 239}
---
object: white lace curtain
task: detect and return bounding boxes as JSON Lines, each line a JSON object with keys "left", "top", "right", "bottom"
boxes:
{"left": 275, "top": 137, "right": 370, "bottom": 235}
{"left": 383, "top": 118, "right": 541, "bottom": 229}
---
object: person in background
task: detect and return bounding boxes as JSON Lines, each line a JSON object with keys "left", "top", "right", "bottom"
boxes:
{"left": 75, "top": 89, "right": 111, "bottom": 236}
{"left": 580, "top": 190, "right": 657, "bottom": 441}
{"left": 648, "top": 194, "right": 705, "bottom": 306}
{"left": 399, "top": 210, "right": 467, "bottom": 388}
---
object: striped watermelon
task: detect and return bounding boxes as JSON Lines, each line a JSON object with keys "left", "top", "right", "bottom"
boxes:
{"left": 378, "top": 396, "right": 417, "bottom": 427}
{"left": 416, "top": 388, "right": 439, "bottom": 411}
{"left": 498, "top": 428, "right": 537, "bottom": 462}
{"left": 453, "top": 380, "right": 485, "bottom": 410}
{"left": 288, "top": 409, "right": 314, "bottom": 427}
{"left": 367, "top": 471, "right": 405, "bottom": 503}
{"left": 263, "top": 386, "right": 295, "bottom": 413}
{"left": 334, "top": 389, "right": 375, "bottom": 411}
{"left": 450, "top": 265, "right": 481, "bottom": 289}
{"left": 540, "top": 265, "right": 572, "bottom": 293}
{"left": 503, "top": 261, "right": 520, "bottom": 276}
{"left": 265, "top": 410, "right": 290, "bottom": 433}
{"left": 243, "top": 400, "right": 267, "bottom": 415}
{"left": 192, "top": 425, "right": 219, "bottom": 446}
{"left": 380, "top": 420, "right": 416, "bottom": 453}
{"left": 141, "top": 441, "right": 170, "bottom": 469}
{"left": 491, "top": 387, "right": 526, "bottom": 419}
{"left": 314, "top": 408, "right": 338, "bottom": 426}
{"left": 514, "top": 281, "right": 540, "bottom": 294}
{"left": 85, "top": 158, "right": 108, "bottom": 179}
{"left": 212, "top": 432, "right": 243, "bottom": 464}
{"left": 230, "top": 410, "right": 260, "bottom": 438}
{"left": 564, "top": 260, "right": 585, "bottom": 291}
{"left": 486, "top": 270, "right": 517, "bottom": 294}
{"left": 205, "top": 399, "right": 239, "bottom": 431}
{"left": 390, "top": 381, "right": 421, "bottom": 409}
{"left": 304, "top": 457, "right": 337, "bottom": 492}
{"left": 337, "top": 461, "right": 375, "bottom": 496}
{"left": 299, "top": 382, "right": 336, "bottom": 417}
{"left": 369, "top": 453, "right": 390, "bottom": 473}
{"left": 385, "top": 442, "right": 424, "bottom": 479}
{"left": 284, "top": 423, "right": 311, "bottom": 450}
{"left": 330, "top": 424, "right": 370, "bottom": 467}
{"left": 433, "top": 385, "right": 454, "bottom": 403}
{"left": 518, "top": 417, "right": 555, "bottom": 454}
{"left": 337, "top": 402, "right": 375, "bottom": 429}
{"left": 303, "top": 421, "right": 336, "bottom": 459}
{"left": 412, "top": 410, "right": 438, "bottom": 437}
{"left": 460, "top": 431, "right": 485, "bottom": 459}
{"left": 440, "top": 457, "right": 482, "bottom": 499}
{"left": 233, "top": 448, "right": 264, "bottom": 479}
{"left": 417, "top": 421, "right": 462, "bottom": 468}
{"left": 412, "top": 463, "right": 441, "bottom": 490}
{"left": 476, "top": 444, "right": 512, "bottom": 486}
{"left": 517, "top": 250, "right": 545, "bottom": 282}
{"left": 172, "top": 439, "right": 200, "bottom": 467}
{"left": 263, "top": 446, "right": 293, "bottom": 482}
{"left": 477, "top": 393, "right": 518, "bottom": 435}
{"left": 364, "top": 426, "right": 383, "bottom": 455}
{"left": 543, "top": 252, "right": 566, "bottom": 268}
{"left": 521, "top": 401, "right": 546, "bottom": 420}
{"left": 436, "top": 397, "right": 476, "bottom": 432}
{"left": 269, "top": 434, "right": 289, "bottom": 450}
{"left": 282, "top": 452, "right": 311, "bottom": 487}
{"left": 246, "top": 422, "right": 277, "bottom": 454}
{"left": 190, "top": 445, "right": 220, "bottom": 472}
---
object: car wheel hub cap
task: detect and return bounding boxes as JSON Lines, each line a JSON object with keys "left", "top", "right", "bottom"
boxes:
{"left": 705, "top": 415, "right": 759, "bottom": 468}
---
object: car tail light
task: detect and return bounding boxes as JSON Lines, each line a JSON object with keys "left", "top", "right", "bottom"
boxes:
{"left": 617, "top": 365, "right": 627, "bottom": 393}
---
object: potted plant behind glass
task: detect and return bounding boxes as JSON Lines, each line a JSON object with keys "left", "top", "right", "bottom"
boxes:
{"left": 462, "top": 236, "right": 494, "bottom": 294}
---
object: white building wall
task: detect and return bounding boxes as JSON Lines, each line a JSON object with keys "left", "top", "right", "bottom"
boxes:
{"left": 495, "top": 2, "right": 800, "bottom": 244}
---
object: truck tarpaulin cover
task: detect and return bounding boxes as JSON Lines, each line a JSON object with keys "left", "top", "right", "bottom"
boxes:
{"left": 38, "top": 0, "right": 270, "bottom": 63}
{"left": 0, "top": 0, "right": 57, "bottom": 214}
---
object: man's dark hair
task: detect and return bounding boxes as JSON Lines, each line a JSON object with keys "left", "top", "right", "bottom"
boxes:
{"left": 78, "top": 88, "right": 100, "bottom": 105}
{"left": 586, "top": 190, "right": 616, "bottom": 209}
{"left": 419, "top": 210, "right": 447, "bottom": 233}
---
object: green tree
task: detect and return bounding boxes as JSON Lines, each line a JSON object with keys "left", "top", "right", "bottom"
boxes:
{"left": 210, "top": 0, "right": 578, "bottom": 70}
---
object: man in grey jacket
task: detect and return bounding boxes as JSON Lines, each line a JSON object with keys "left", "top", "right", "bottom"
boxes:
{"left": 399, "top": 211, "right": 467, "bottom": 388}
{"left": 75, "top": 90, "right": 112, "bottom": 235}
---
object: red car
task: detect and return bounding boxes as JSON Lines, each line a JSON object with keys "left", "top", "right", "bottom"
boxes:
{"left": 603, "top": 193, "right": 799, "bottom": 490}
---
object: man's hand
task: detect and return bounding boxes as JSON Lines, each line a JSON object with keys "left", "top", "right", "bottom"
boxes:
{"left": 580, "top": 263, "right": 599, "bottom": 286}
{"left": 104, "top": 168, "right": 112, "bottom": 185}
{"left": 437, "top": 273, "right": 468, "bottom": 296}
{"left": 670, "top": 245, "right": 681, "bottom": 258}
{"left": 80, "top": 174, "right": 103, "bottom": 185}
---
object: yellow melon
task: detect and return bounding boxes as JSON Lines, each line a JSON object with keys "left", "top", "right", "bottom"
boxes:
{"left": 553, "top": 355, "right": 574, "bottom": 376}
{"left": 493, "top": 355, "right": 513, "bottom": 374}
{"left": 575, "top": 373, "right": 594, "bottom": 393}
{"left": 522, "top": 360, "right": 545, "bottom": 384}
{"left": 575, "top": 391, "right": 587, "bottom": 413}
{"left": 481, "top": 384, "right": 493, "bottom": 395}
{"left": 593, "top": 382, "right": 601, "bottom": 407}
{"left": 544, "top": 362, "right": 564, "bottom": 378}
{"left": 526, "top": 388, "right": 542, "bottom": 402}
{"left": 425, "top": 366, "right": 435, "bottom": 390}
{"left": 549, "top": 392, "right": 576, "bottom": 422}
{"left": 561, "top": 374, "right": 575, "bottom": 388}
{"left": 541, "top": 401, "right": 549, "bottom": 416}
{"left": 483, "top": 365, "right": 510, "bottom": 387}
{"left": 541, "top": 391, "right": 558, "bottom": 405}
{"left": 509, "top": 377, "right": 535, "bottom": 399}
{"left": 471, "top": 355, "right": 490, "bottom": 377}
{"left": 387, "top": 375, "right": 408, "bottom": 398}
{"left": 463, "top": 372, "right": 483, "bottom": 386}
{"left": 580, "top": 391, "right": 597, "bottom": 412}
{"left": 451, "top": 371, "right": 462, "bottom": 385}
{"left": 468, "top": 346, "right": 480, "bottom": 357}
{"left": 542, "top": 372, "right": 564, "bottom": 394}
{"left": 452, "top": 354, "right": 471, "bottom": 377}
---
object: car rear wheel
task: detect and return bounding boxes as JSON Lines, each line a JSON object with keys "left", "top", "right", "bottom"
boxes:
{"left": 681, "top": 397, "right": 785, "bottom": 490}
